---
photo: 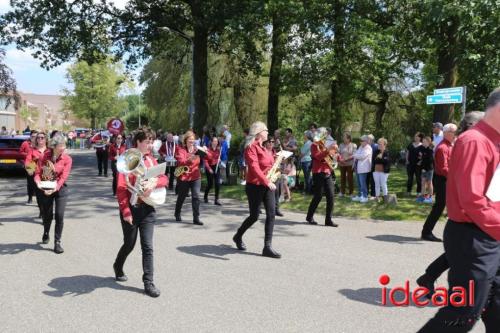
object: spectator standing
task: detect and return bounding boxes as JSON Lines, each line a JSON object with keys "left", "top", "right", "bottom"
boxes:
{"left": 223, "top": 124, "right": 232, "bottom": 148}
{"left": 300, "top": 130, "right": 313, "bottom": 194}
{"left": 352, "top": 135, "right": 373, "bottom": 203}
{"left": 406, "top": 132, "right": 424, "bottom": 196}
{"left": 366, "top": 134, "right": 378, "bottom": 198}
{"left": 338, "top": 133, "right": 357, "bottom": 197}
{"left": 282, "top": 157, "right": 296, "bottom": 202}
{"left": 239, "top": 129, "right": 249, "bottom": 185}
{"left": 372, "top": 138, "right": 391, "bottom": 201}
{"left": 219, "top": 133, "right": 229, "bottom": 184}
{"left": 416, "top": 137, "right": 434, "bottom": 203}
{"left": 431, "top": 122, "right": 444, "bottom": 152}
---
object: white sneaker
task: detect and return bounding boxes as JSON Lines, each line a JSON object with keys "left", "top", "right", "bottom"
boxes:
{"left": 351, "top": 196, "right": 360, "bottom": 202}
{"left": 240, "top": 180, "right": 246, "bottom": 185}
{"left": 359, "top": 197, "right": 369, "bottom": 203}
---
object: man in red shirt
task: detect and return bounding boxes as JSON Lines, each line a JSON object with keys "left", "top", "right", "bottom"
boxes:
{"left": 419, "top": 89, "right": 500, "bottom": 332}
{"left": 421, "top": 123, "right": 457, "bottom": 242}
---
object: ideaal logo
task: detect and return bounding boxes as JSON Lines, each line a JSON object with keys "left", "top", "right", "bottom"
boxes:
{"left": 379, "top": 274, "right": 475, "bottom": 307}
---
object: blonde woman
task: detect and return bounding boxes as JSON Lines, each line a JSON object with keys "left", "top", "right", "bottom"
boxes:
{"left": 372, "top": 138, "right": 391, "bottom": 201}
{"left": 232, "top": 121, "right": 281, "bottom": 258}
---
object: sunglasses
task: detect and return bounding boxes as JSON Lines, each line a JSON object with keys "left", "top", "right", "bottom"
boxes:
{"left": 37, "top": 136, "right": 46, "bottom": 139}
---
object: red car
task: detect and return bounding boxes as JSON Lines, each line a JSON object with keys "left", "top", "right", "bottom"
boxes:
{"left": 0, "top": 135, "right": 30, "bottom": 172}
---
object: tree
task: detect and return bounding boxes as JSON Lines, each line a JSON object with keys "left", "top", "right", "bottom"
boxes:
{"left": 0, "top": 48, "right": 18, "bottom": 107}
{"left": 62, "top": 59, "right": 128, "bottom": 128}
{"left": 0, "top": 0, "right": 261, "bottom": 135}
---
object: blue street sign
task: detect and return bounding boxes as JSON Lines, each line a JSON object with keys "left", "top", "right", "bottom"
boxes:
{"left": 434, "top": 87, "right": 464, "bottom": 95}
{"left": 426, "top": 94, "right": 463, "bottom": 105}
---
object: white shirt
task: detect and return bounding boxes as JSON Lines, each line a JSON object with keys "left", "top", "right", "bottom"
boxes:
{"left": 353, "top": 144, "right": 373, "bottom": 174}
{"left": 224, "top": 130, "right": 232, "bottom": 148}
{"left": 433, "top": 131, "right": 443, "bottom": 151}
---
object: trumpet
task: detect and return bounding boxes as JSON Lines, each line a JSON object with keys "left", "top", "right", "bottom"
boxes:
{"left": 174, "top": 165, "right": 190, "bottom": 178}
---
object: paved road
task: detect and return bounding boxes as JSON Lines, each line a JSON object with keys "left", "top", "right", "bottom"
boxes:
{"left": 0, "top": 150, "right": 483, "bottom": 333}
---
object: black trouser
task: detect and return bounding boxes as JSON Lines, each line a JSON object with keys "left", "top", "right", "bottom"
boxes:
{"left": 425, "top": 253, "right": 449, "bottom": 281}
{"left": 96, "top": 150, "right": 108, "bottom": 175}
{"left": 366, "top": 171, "right": 375, "bottom": 197}
{"left": 27, "top": 173, "right": 36, "bottom": 201}
{"left": 111, "top": 160, "right": 118, "bottom": 195}
{"left": 236, "top": 183, "right": 275, "bottom": 246}
{"left": 175, "top": 178, "right": 201, "bottom": 220}
{"left": 406, "top": 164, "right": 422, "bottom": 193}
{"left": 307, "top": 173, "right": 334, "bottom": 222}
{"left": 419, "top": 220, "right": 500, "bottom": 333}
{"left": 204, "top": 165, "right": 220, "bottom": 201}
{"left": 114, "top": 204, "right": 156, "bottom": 284}
{"left": 38, "top": 185, "right": 68, "bottom": 242}
{"left": 422, "top": 174, "right": 446, "bottom": 235}
{"left": 165, "top": 166, "right": 175, "bottom": 190}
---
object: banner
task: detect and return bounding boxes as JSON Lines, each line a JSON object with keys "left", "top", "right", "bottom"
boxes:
{"left": 107, "top": 118, "right": 125, "bottom": 135}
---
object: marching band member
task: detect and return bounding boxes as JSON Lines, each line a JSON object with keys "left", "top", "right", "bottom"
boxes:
{"left": 203, "top": 136, "right": 222, "bottom": 206}
{"left": 34, "top": 132, "right": 72, "bottom": 254}
{"left": 232, "top": 121, "right": 281, "bottom": 259}
{"left": 174, "top": 130, "right": 204, "bottom": 225}
{"left": 114, "top": 128, "right": 168, "bottom": 298}
{"left": 92, "top": 132, "right": 109, "bottom": 177}
{"left": 26, "top": 131, "right": 47, "bottom": 218}
{"left": 305, "top": 127, "right": 339, "bottom": 227}
{"left": 159, "top": 133, "right": 176, "bottom": 191}
{"left": 21, "top": 130, "right": 38, "bottom": 204}
{"left": 109, "top": 134, "right": 126, "bottom": 196}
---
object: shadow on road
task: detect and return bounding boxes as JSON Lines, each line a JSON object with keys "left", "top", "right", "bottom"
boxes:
{"left": 0, "top": 216, "right": 41, "bottom": 226}
{"left": 43, "top": 275, "right": 144, "bottom": 297}
{"left": 0, "top": 242, "right": 52, "bottom": 255}
{"left": 177, "top": 244, "right": 261, "bottom": 260}
{"left": 338, "top": 288, "right": 439, "bottom": 308}
{"left": 366, "top": 234, "right": 424, "bottom": 244}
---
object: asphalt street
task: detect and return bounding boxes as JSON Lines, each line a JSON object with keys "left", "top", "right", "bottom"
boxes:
{"left": 0, "top": 150, "right": 483, "bottom": 332}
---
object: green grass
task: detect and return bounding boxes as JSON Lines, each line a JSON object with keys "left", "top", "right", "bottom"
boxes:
{"left": 218, "top": 167, "right": 443, "bottom": 222}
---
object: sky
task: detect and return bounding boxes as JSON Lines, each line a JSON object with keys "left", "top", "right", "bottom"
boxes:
{"left": 0, "top": 0, "right": 137, "bottom": 96}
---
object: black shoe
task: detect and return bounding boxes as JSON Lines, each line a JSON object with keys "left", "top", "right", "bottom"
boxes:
{"left": 214, "top": 200, "right": 222, "bottom": 206}
{"left": 233, "top": 234, "right": 246, "bottom": 251}
{"left": 193, "top": 219, "right": 204, "bottom": 225}
{"left": 262, "top": 246, "right": 281, "bottom": 259}
{"left": 416, "top": 274, "right": 435, "bottom": 299}
{"left": 325, "top": 220, "right": 339, "bottom": 227}
{"left": 42, "top": 233, "right": 49, "bottom": 244}
{"left": 275, "top": 210, "right": 284, "bottom": 217}
{"left": 204, "top": 196, "right": 208, "bottom": 203}
{"left": 306, "top": 217, "right": 318, "bottom": 225}
{"left": 175, "top": 214, "right": 182, "bottom": 222}
{"left": 421, "top": 233, "right": 442, "bottom": 242}
{"left": 54, "top": 241, "right": 64, "bottom": 254}
{"left": 113, "top": 263, "right": 128, "bottom": 282}
{"left": 27, "top": 199, "right": 33, "bottom": 205}
{"left": 144, "top": 283, "right": 161, "bottom": 298}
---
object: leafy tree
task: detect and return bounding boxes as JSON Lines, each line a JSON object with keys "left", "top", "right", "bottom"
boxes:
{"left": 0, "top": 48, "right": 18, "bottom": 107}
{"left": 62, "top": 59, "right": 128, "bottom": 128}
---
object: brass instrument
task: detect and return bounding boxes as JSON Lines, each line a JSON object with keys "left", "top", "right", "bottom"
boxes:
{"left": 116, "top": 148, "right": 166, "bottom": 207}
{"left": 25, "top": 161, "right": 37, "bottom": 176}
{"left": 174, "top": 165, "right": 190, "bottom": 178}
{"left": 313, "top": 128, "right": 338, "bottom": 170}
{"left": 266, "top": 150, "right": 293, "bottom": 183}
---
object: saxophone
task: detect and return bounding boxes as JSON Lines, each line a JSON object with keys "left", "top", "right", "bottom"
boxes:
{"left": 266, "top": 150, "right": 293, "bottom": 183}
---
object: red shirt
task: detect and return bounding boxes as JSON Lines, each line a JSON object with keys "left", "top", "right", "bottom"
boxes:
{"left": 175, "top": 146, "right": 201, "bottom": 182}
{"left": 311, "top": 143, "right": 331, "bottom": 174}
{"left": 434, "top": 138, "right": 453, "bottom": 177}
{"left": 245, "top": 140, "right": 274, "bottom": 186}
{"left": 108, "top": 143, "right": 126, "bottom": 161}
{"left": 117, "top": 152, "right": 168, "bottom": 219}
{"left": 25, "top": 147, "right": 47, "bottom": 166}
{"left": 204, "top": 147, "right": 220, "bottom": 172}
{"left": 34, "top": 150, "right": 72, "bottom": 191}
{"left": 19, "top": 140, "right": 32, "bottom": 157}
{"left": 446, "top": 120, "right": 500, "bottom": 240}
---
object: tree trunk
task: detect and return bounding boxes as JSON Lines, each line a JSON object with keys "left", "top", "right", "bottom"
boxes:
{"left": 374, "top": 82, "right": 389, "bottom": 137}
{"left": 330, "top": 79, "right": 343, "bottom": 140}
{"left": 267, "top": 12, "right": 286, "bottom": 133}
{"left": 433, "top": 16, "right": 459, "bottom": 124}
{"left": 191, "top": 5, "right": 209, "bottom": 136}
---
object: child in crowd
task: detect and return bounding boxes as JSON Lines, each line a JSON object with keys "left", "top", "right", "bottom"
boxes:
{"left": 416, "top": 136, "right": 434, "bottom": 203}
{"left": 282, "top": 157, "right": 296, "bottom": 202}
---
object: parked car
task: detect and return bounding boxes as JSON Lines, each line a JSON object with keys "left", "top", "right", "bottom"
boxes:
{"left": 0, "top": 135, "right": 30, "bottom": 171}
